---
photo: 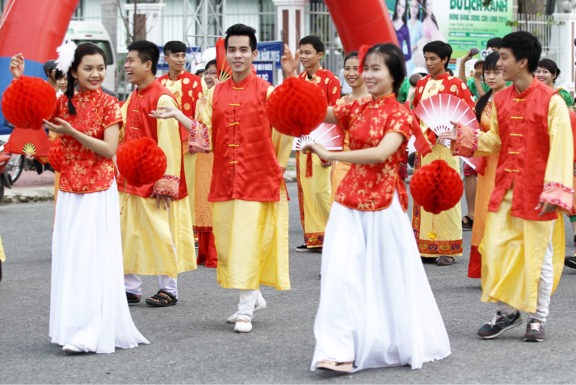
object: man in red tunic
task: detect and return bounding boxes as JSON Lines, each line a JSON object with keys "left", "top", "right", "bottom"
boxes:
{"left": 119, "top": 40, "right": 196, "bottom": 308}
{"left": 411, "top": 40, "right": 475, "bottom": 266}
{"left": 157, "top": 40, "right": 206, "bottom": 264}
{"left": 195, "top": 24, "right": 292, "bottom": 333}
{"left": 446, "top": 31, "right": 573, "bottom": 342}
{"left": 282, "top": 35, "right": 341, "bottom": 252}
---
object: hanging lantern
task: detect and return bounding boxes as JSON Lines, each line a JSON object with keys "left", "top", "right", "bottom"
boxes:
{"left": 266, "top": 78, "right": 327, "bottom": 137}
{"left": 116, "top": 137, "right": 167, "bottom": 187}
{"left": 2, "top": 76, "right": 56, "bottom": 129}
{"left": 410, "top": 159, "right": 463, "bottom": 214}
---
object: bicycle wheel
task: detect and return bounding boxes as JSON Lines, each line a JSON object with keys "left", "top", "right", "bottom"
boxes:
{"left": 6, "top": 154, "right": 24, "bottom": 183}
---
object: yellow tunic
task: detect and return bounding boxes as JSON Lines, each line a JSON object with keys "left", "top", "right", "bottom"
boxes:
{"left": 0, "top": 236, "right": 5, "bottom": 262}
{"left": 413, "top": 77, "right": 464, "bottom": 258}
{"left": 159, "top": 74, "right": 203, "bottom": 230}
{"left": 468, "top": 99, "right": 498, "bottom": 277}
{"left": 296, "top": 152, "right": 332, "bottom": 246}
{"left": 295, "top": 69, "right": 340, "bottom": 247}
{"left": 196, "top": 86, "right": 292, "bottom": 290}
{"left": 476, "top": 95, "right": 572, "bottom": 312}
{"left": 119, "top": 94, "right": 196, "bottom": 278}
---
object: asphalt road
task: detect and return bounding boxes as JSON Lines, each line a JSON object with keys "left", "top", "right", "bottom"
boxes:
{"left": 1, "top": 182, "right": 576, "bottom": 384}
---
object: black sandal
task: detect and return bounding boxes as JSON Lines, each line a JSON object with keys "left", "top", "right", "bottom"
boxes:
{"left": 145, "top": 289, "right": 178, "bottom": 307}
{"left": 126, "top": 292, "right": 141, "bottom": 304}
{"left": 462, "top": 215, "right": 474, "bottom": 230}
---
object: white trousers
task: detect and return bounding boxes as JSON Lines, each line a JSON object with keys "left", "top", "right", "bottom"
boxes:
{"left": 237, "top": 289, "right": 260, "bottom": 321}
{"left": 124, "top": 274, "right": 178, "bottom": 298}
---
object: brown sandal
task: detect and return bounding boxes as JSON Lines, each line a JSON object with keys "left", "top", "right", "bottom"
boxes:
{"left": 316, "top": 360, "right": 354, "bottom": 373}
{"left": 145, "top": 289, "right": 178, "bottom": 307}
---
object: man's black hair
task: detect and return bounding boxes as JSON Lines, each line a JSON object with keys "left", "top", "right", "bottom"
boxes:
{"left": 501, "top": 31, "right": 541, "bottom": 73}
{"left": 299, "top": 35, "right": 324, "bottom": 53}
{"left": 224, "top": 24, "right": 257, "bottom": 51}
{"left": 423, "top": 40, "right": 452, "bottom": 70}
{"left": 127, "top": 40, "right": 160, "bottom": 75}
{"left": 486, "top": 37, "right": 503, "bottom": 49}
{"left": 164, "top": 40, "right": 186, "bottom": 55}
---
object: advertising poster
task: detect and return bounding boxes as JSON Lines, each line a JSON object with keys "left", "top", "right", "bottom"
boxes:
{"left": 386, "top": 0, "right": 513, "bottom": 73}
{"left": 438, "top": 0, "right": 513, "bottom": 57}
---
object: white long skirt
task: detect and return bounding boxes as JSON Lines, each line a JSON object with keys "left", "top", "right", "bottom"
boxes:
{"left": 311, "top": 195, "right": 451, "bottom": 371}
{"left": 50, "top": 181, "right": 149, "bottom": 353}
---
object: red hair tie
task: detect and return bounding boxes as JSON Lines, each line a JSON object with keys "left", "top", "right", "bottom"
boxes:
{"left": 358, "top": 45, "right": 370, "bottom": 74}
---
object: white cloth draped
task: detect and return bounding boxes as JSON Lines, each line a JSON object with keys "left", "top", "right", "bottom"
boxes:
{"left": 311, "top": 196, "right": 451, "bottom": 371}
{"left": 50, "top": 181, "right": 149, "bottom": 353}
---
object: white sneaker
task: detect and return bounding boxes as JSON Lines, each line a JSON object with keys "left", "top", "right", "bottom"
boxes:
{"left": 226, "top": 292, "right": 267, "bottom": 323}
{"left": 234, "top": 319, "right": 253, "bottom": 333}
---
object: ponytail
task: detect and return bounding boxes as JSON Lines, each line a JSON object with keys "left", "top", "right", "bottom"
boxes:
{"left": 65, "top": 71, "right": 76, "bottom": 115}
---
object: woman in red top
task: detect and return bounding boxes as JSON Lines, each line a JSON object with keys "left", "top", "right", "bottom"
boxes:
{"left": 10, "top": 44, "right": 148, "bottom": 354}
{"left": 304, "top": 43, "right": 450, "bottom": 373}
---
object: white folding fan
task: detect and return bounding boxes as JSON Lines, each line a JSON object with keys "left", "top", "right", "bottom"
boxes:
{"left": 292, "top": 123, "right": 343, "bottom": 151}
{"left": 413, "top": 93, "right": 479, "bottom": 168}
{"left": 413, "top": 93, "right": 479, "bottom": 147}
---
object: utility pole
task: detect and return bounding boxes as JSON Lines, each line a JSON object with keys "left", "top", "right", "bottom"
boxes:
{"left": 183, "top": 0, "right": 225, "bottom": 51}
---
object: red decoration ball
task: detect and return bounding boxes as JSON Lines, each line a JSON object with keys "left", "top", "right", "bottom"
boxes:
{"left": 48, "top": 137, "right": 64, "bottom": 173}
{"left": 266, "top": 77, "right": 328, "bottom": 137}
{"left": 2, "top": 76, "right": 57, "bottom": 129}
{"left": 116, "top": 137, "right": 167, "bottom": 187}
{"left": 410, "top": 159, "right": 463, "bottom": 214}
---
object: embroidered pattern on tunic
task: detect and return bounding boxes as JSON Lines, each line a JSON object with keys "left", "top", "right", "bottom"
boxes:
{"left": 57, "top": 89, "right": 121, "bottom": 193}
{"left": 333, "top": 95, "right": 411, "bottom": 211}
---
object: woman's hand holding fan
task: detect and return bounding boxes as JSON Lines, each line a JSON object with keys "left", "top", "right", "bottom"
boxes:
{"left": 413, "top": 93, "right": 478, "bottom": 168}
{"left": 292, "top": 123, "right": 343, "bottom": 151}
{"left": 413, "top": 93, "right": 478, "bottom": 147}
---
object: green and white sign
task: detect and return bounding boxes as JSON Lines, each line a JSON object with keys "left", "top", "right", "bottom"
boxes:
{"left": 440, "top": 0, "right": 514, "bottom": 56}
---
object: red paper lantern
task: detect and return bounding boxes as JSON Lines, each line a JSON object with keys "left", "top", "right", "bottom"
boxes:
{"left": 116, "top": 137, "right": 167, "bottom": 187}
{"left": 266, "top": 77, "right": 328, "bottom": 137}
{"left": 410, "top": 159, "right": 463, "bottom": 214}
{"left": 48, "top": 137, "right": 64, "bottom": 173}
{"left": 1, "top": 76, "right": 57, "bottom": 129}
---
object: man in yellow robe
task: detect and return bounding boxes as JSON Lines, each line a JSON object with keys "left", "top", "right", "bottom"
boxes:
{"left": 282, "top": 36, "right": 341, "bottom": 252}
{"left": 196, "top": 24, "right": 292, "bottom": 333}
{"left": 411, "top": 40, "right": 475, "bottom": 266}
{"left": 448, "top": 32, "right": 573, "bottom": 342}
{"left": 119, "top": 40, "right": 196, "bottom": 307}
{"left": 157, "top": 40, "right": 204, "bottom": 242}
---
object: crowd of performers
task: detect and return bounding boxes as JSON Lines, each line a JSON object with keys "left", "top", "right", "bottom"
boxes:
{"left": 2, "top": 24, "right": 575, "bottom": 373}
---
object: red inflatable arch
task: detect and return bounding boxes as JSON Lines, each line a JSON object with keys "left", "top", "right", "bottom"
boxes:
{"left": 323, "top": 0, "right": 398, "bottom": 52}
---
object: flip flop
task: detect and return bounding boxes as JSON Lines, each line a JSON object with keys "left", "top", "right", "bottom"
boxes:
{"left": 316, "top": 360, "right": 354, "bottom": 373}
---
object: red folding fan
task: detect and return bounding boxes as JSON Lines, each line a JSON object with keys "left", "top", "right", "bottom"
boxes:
{"left": 215, "top": 38, "right": 232, "bottom": 81}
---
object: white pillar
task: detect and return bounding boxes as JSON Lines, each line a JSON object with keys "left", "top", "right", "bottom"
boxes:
{"left": 272, "top": 0, "right": 309, "bottom": 51}
{"left": 551, "top": 12, "right": 576, "bottom": 93}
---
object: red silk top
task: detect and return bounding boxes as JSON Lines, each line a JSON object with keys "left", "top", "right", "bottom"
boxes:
{"left": 413, "top": 73, "right": 475, "bottom": 109}
{"left": 209, "top": 73, "right": 283, "bottom": 202}
{"left": 55, "top": 88, "right": 122, "bottom": 193}
{"left": 488, "top": 80, "right": 558, "bottom": 220}
{"left": 333, "top": 94, "right": 412, "bottom": 211}
{"left": 117, "top": 80, "right": 188, "bottom": 199}
{"left": 298, "top": 68, "right": 341, "bottom": 106}
{"left": 158, "top": 71, "right": 203, "bottom": 140}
